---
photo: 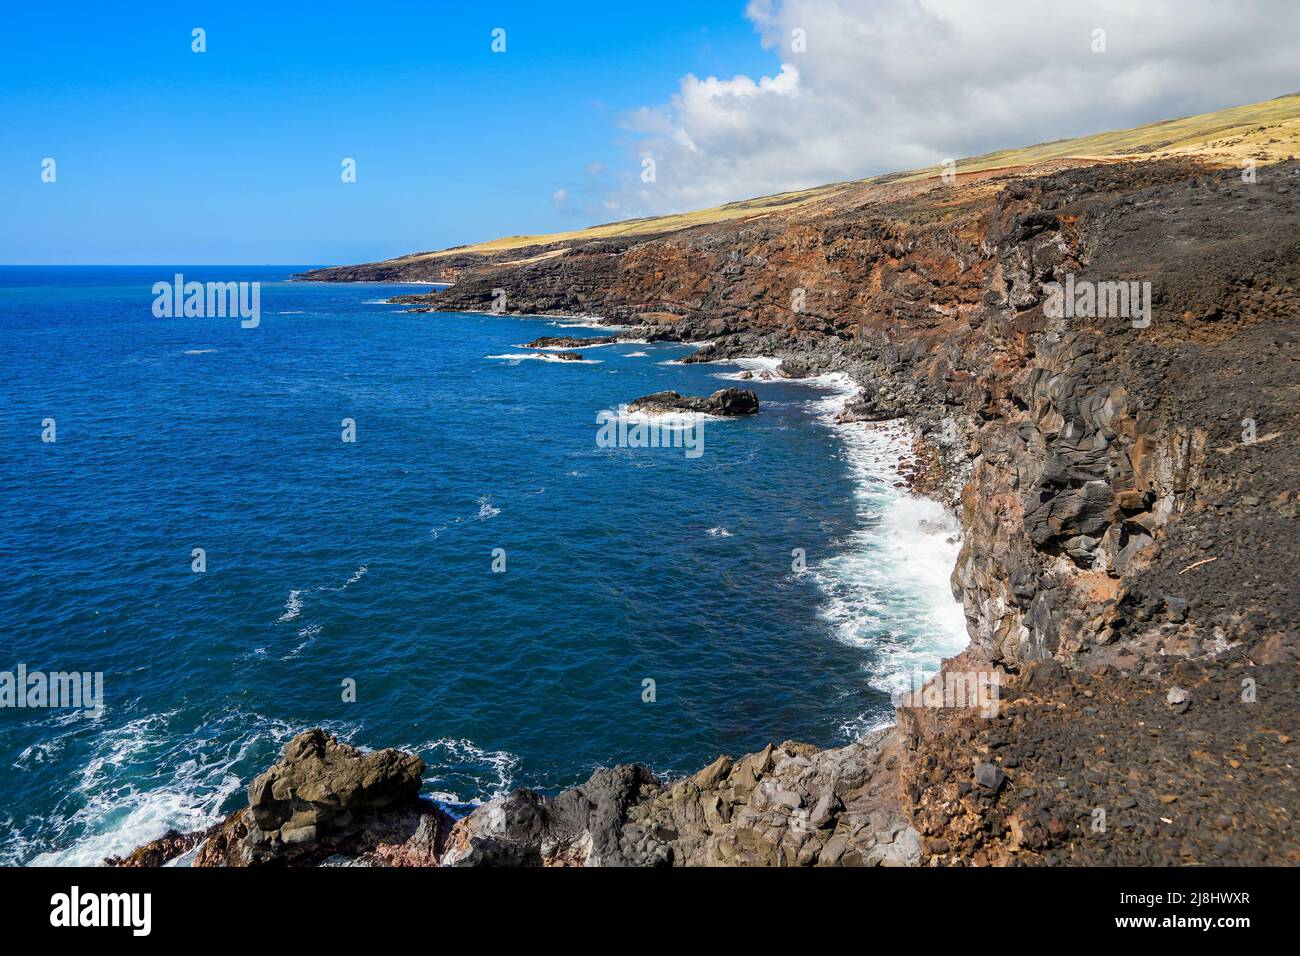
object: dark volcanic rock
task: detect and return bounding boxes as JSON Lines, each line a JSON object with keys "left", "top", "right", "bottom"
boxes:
{"left": 836, "top": 386, "right": 899, "bottom": 423}
{"left": 248, "top": 729, "right": 423, "bottom": 838}
{"left": 551, "top": 351, "right": 585, "bottom": 362}
{"left": 627, "top": 388, "right": 759, "bottom": 417}
{"left": 441, "top": 729, "right": 916, "bottom": 867}
{"left": 523, "top": 335, "right": 617, "bottom": 349}
{"left": 974, "top": 762, "right": 1007, "bottom": 792}
{"left": 441, "top": 765, "right": 665, "bottom": 867}
{"left": 125, "top": 728, "right": 919, "bottom": 868}
{"left": 105, "top": 827, "right": 215, "bottom": 867}
{"left": 776, "top": 356, "right": 816, "bottom": 378}
{"left": 193, "top": 729, "right": 450, "bottom": 867}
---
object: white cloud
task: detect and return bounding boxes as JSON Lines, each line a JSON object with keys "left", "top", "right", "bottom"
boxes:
{"left": 618, "top": 0, "right": 1300, "bottom": 213}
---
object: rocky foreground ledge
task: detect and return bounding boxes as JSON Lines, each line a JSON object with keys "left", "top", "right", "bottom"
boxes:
{"left": 111, "top": 726, "right": 918, "bottom": 867}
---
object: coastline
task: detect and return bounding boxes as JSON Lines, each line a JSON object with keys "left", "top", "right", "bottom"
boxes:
{"left": 112, "top": 154, "right": 1300, "bottom": 866}
{"left": 104, "top": 307, "right": 972, "bottom": 869}
{"left": 690, "top": 350, "right": 969, "bottom": 709}
{"left": 22, "top": 301, "right": 957, "bottom": 869}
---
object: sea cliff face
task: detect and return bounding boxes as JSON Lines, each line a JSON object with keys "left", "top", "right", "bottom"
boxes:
{"left": 124, "top": 155, "right": 1298, "bottom": 867}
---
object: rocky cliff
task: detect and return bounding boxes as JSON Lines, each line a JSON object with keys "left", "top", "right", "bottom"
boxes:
{"left": 121, "top": 128, "right": 1299, "bottom": 867}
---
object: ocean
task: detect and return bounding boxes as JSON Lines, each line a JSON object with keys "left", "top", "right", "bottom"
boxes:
{"left": 0, "top": 266, "right": 966, "bottom": 865}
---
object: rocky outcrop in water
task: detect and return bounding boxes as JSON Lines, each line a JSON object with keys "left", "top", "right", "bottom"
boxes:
{"left": 626, "top": 388, "right": 759, "bottom": 417}
{"left": 523, "top": 335, "right": 618, "bottom": 348}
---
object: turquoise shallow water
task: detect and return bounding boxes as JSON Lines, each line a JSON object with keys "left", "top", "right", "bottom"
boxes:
{"left": 0, "top": 266, "right": 965, "bottom": 864}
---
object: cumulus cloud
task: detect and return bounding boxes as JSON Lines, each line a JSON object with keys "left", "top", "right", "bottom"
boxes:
{"left": 617, "top": 0, "right": 1300, "bottom": 213}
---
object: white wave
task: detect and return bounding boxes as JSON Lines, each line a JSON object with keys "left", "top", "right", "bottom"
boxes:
{"left": 277, "top": 590, "right": 303, "bottom": 623}
{"left": 624, "top": 351, "right": 649, "bottom": 357}
{"left": 730, "top": 356, "right": 783, "bottom": 374}
{"left": 545, "top": 317, "right": 629, "bottom": 330}
{"left": 486, "top": 352, "right": 602, "bottom": 364}
{"left": 13, "top": 737, "right": 67, "bottom": 769}
{"left": 702, "top": 354, "right": 967, "bottom": 733}
{"left": 837, "top": 710, "right": 899, "bottom": 741}
{"left": 708, "top": 355, "right": 859, "bottom": 394}
{"left": 811, "top": 414, "right": 967, "bottom": 709}
{"left": 274, "top": 565, "right": 368, "bottom": 625}
{"left": 707, "top": 527, "right": 733, "bottom": 537}
{"left": 410, "top": 737, "right": 520, "bottom": 805}
{"left": 283, "top": 623, "right": 322, "bottom": 660}
{"left": 182, "top": 348, "right": 217, "bottom": 355}
{"left": 614, "top": 408, "right": 723, "bottom": 428}
{"left": 30, "top": 794, "right": 222, "bottom": 868}
{"left": 476, "top": 495, "right": 501, "bottom": 520}
{"left": 22, "top": 712, "right": 358, "bottom": 866}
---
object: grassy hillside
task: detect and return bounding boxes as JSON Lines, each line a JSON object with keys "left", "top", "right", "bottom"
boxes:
{"left": 906, "top": 91, "right": 1300, "bottom": 181}
{"left": 382, "top": 92, "right": 1300, "bottom": 264}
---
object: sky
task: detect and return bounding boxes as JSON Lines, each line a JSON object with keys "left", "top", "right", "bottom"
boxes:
{"left": 1, "top": 0, "right": 1297, "bottom": 265}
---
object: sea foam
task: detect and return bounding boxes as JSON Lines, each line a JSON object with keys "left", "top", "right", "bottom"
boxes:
{"left": 723, "top": 355, "right": 968, "bottom": 737}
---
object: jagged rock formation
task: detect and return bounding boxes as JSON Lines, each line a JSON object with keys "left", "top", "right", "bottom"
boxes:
{"left": 122, "top": 148, "right": 1298, "bottom": 867}
{"left": 124, "top": 728, "right": 919, "bottom": 867}
{"left": 438, "top": 729, "right": 918, "bottom": 867}
{"left": 184, "top": 729, "right": 453, "bottom": 866}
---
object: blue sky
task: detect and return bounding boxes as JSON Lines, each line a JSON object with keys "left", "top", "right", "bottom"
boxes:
{"left": 3, "top": 1, "right": 1296, "bottom": 265}
{"left": 0, "top": 1, "right": 774, "bottom": 264}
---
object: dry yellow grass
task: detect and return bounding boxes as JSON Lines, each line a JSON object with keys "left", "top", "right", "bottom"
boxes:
{"left": 389, "top": 92, "right": 1300, "bottom": 263}
{"left": 905, "top": 91, "right": 1300, "bottom": 182}
{"left": 383, "top": 183, "right": 846, "bottom": 265}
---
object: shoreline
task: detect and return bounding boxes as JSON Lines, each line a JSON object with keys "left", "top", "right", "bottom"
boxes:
{"left": 483, "top": 305, "right": 972, "bottom": 725}
{"left": 35, "top": 304, "right": 956, "bottom": 868}
{"left": 100, "top": 306, "right": 961, "bottom": 869}
{"left": 453, "top": 304, "right": 971, "bottom": 740}
{"left": 109, "top": 154, "right": 1300, "bottom": 866}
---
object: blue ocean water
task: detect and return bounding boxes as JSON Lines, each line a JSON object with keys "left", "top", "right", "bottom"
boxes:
{"left": 0, "top": 266, "right": 966, "bottom": 864}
